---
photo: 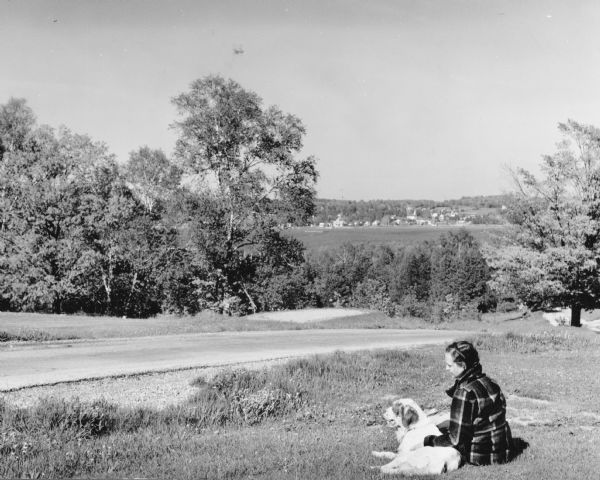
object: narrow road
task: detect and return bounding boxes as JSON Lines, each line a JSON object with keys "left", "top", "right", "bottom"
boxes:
{"left": 0, "top": 329, "right": 467, "bottom": 390}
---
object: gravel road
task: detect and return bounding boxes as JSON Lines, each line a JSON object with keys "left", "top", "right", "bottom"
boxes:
{"left": 1, "top": 328, "right": 467, "bottom": 408}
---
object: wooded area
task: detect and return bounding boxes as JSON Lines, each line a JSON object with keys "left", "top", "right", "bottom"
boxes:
{"left": 2, "top": 77, "right": 598, "bottom": 325}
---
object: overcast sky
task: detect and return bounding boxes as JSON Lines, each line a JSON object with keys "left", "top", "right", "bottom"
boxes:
{"left": 2, "top": 0, "right": 600, "bottom": 200}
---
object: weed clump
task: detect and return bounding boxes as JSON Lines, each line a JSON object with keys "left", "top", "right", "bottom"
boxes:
{"left": 189, "top": 369, "right": 306, "bottom": 426}
{"left": 1, "top": 398, "right": 117, "bottom": 438}
{"left": 0, "top": 329, "right": 77, "bottom": 342}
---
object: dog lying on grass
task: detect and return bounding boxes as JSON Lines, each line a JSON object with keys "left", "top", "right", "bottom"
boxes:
{"left": 372, "top": 398, "right": 462, "bottom": 475}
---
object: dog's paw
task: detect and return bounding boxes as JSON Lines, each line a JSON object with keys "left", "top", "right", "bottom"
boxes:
{"left": 372, "top": 451, "right": 396, "bottom": 460}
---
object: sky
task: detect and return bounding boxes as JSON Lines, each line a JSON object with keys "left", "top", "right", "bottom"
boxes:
{"left": 2, "top": 0, "right": 600, "bottom": 201}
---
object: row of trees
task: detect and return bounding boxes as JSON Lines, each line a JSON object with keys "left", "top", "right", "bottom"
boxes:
{"left": 2, "top": 75, "right": 600, "bottom": 327}
{"left": 0, "top": 84, "right": 497, "bottom": 319}
{"left": 0, "top": 76, "right": 317, "bottom": 317}
{"left": 302, "top": 229, "right": 494, "bottom": 319}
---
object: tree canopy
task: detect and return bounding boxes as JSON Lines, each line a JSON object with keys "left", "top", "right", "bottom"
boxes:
{"left": 171, "top": 75, "right": 318, "bottom": 313}
{"left": 485, "top": 120, "right": 600, "bottom": 326}
{"left": 0, "top": 82, "right": 496, "bottom": 320}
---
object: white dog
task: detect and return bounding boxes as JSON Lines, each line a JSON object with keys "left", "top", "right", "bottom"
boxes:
{"left": 372, "top": 398, "right": 462, "bottom": 475}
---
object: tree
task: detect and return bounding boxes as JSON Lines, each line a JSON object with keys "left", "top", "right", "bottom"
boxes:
{"left": 0, "top": 97, "right": 36, "bottom": 157}
{"left": 123, "top": 146, "right": 182, "bottom": 212}
{"left": 390, "top": 244, "right": 431, "bottom": 303}
{"left": 430, "top": 230, "right": 490, "bottom": 308}
{"left": 485, "top": 120, "right": 600, "bottom": 326}
{"left": 171, "top": 75, "right": 318, "bottom": 313}
{"left": 308, "top": 243, "right": 373, "bottom": 307}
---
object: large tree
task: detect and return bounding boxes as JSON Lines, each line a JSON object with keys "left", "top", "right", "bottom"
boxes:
{"left": 485, "top": 120, "right": 600, "bottom": 326}
{"left": 171, "top": 75, "right": 318, "bottom": 313}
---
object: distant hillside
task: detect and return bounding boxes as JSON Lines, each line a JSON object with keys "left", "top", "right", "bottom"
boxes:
{"left": 311, "top": 195, "right": 511, "bottom": 225}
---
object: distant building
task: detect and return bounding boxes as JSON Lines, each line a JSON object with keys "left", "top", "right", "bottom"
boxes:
{"left": 333, "top": 213, "right": 346, "bottom": 228}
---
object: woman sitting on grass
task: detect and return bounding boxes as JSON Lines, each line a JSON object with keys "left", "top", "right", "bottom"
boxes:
{"left": 423, "top": 340, "right": 514, "bottom": 466}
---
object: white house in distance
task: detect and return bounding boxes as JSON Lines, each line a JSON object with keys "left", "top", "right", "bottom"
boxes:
{"left": 333, "top": 213, "right": 346, "bottom": 228}
{"left": 406, "top": 209, "right": 417, "bottom": 222}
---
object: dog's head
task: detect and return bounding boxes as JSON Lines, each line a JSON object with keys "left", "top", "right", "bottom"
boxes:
{"left": 383, "top": 398, "right": 423, "bottom": 430}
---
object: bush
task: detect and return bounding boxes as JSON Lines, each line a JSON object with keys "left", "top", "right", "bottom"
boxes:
{"left": 349, "top": 279, "right": 395, "bottom": 316}
{"left": 496, "top": 298, "right": 519, "bottom": 313}
{"left": 394, "top": 292, "right": 430, "bottom": 318}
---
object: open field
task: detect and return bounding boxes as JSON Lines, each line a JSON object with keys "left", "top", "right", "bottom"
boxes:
{"left": 284, "top": 224, "right": 506, "bottom": 251}
{"left": 0, "top": 319, "right": 598, "bottom": 479}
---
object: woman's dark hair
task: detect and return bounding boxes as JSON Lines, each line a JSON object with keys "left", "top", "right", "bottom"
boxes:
{"left": 446, "top": 341, "right": 479, "bottom": 370}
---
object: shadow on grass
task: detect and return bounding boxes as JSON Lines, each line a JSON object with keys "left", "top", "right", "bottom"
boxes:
{"left": 511, "top": 437, "right": 529, "bottom": 461}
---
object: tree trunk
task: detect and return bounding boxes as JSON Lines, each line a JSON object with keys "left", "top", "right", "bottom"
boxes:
{"left": 241, "top": 284, "right": 257, "bottom": 314}
{"left": 123, "top": 271, "right": 138, "bottom": 318}
{"left": 570, "top": 304, "right": 582, "bottom": 327}
{"left": 101, "top": 272, "right": 112, "bottom": 315}
{"left": 52, "top": 295, "right": 62, "bottom": 314}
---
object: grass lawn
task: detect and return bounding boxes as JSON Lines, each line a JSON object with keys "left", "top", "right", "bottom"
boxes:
{"left": 0, "top": 310, "right": 401, "bottom": 341}
{"left": 0, "top": 308, "right": 545, "bottom": 343}
{"left": 1, "top": 318, "right": 598, "bottom": 479}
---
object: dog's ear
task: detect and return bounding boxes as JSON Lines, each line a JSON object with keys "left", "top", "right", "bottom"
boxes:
{"left": 401, "top": 404, "right": 419, "bottom": 428}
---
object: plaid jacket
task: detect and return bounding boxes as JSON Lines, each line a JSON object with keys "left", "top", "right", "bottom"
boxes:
{"left": 425, "top": 364, "right": 513, "bottom": 465}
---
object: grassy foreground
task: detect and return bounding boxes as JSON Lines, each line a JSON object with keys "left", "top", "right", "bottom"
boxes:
{"left": 1, "top": 325, "right": 599, "bottom": 479}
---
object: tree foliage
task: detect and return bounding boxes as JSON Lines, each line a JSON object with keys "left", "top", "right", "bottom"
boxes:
{"left": 0, "top": 100, "right": 185, "bottom": 316}
{"left": 0, "top": 84, "right": 495, "bottom": 320}
{"left": 171, "top": 75, "right": 318, "bottom": 313}
{"left": 485, "top": 120, "right": 600, "bottom": 326}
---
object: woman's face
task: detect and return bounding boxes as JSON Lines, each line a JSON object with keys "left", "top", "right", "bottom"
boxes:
{"left": 445, "top": 352, "right": 465, "bottom": 378}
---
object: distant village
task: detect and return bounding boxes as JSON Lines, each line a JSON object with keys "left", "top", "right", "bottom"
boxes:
{"left": 310, "top": 205, "right": 508, "bottom": 228}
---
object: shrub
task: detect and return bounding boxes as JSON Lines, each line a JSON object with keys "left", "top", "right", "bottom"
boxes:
{"left": 394, "top": 292, "right": 430, "bottom": 318}
{"left": 349, "top": 279, "right": 395, "bottom": 317}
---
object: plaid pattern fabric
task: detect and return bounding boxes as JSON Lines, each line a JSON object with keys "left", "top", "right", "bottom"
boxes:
{"left": 429, "top": 364, "right": 513, "bottom": 465}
